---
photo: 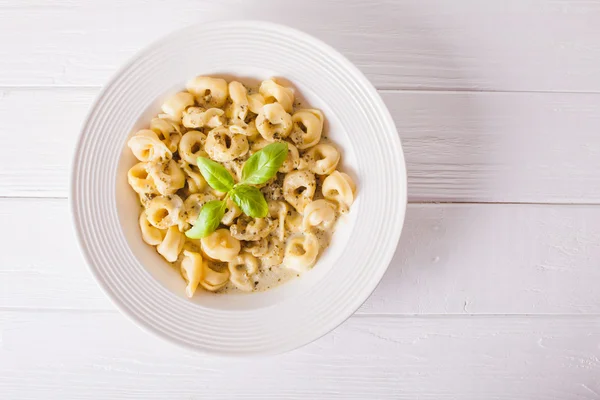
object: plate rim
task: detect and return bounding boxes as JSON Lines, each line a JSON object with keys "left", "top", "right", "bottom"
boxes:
{"left": 70, "top": 19, "right": 407, "bottom": 357}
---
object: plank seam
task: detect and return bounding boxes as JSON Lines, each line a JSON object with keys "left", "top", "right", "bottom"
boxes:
{"left": 2, "top": 85, "right": 600, "bottom": 96}
{"left": 1, "top": 307, "right": 600, "bottom": 318}
{"left": 4, "top": 195, "right": 600, "bottom": 207}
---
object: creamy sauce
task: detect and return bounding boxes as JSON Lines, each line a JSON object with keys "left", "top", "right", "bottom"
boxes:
{"left": 218, "top": 224, "right": 334, "bottom": 294}
{"left": 220, "top": 265, "right": 299, "bottom": 293}
{"left": 128, "top": 76, "right": 355, "bottom": 297}
{"left": 214, "top": 91, "right": 340, "bottom": 294}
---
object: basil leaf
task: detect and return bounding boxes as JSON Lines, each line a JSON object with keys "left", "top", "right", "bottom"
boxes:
{"left": 185, "top": 200, "right": 226, "bottom": 239}
{"left": 196, "top": 157, "right": 235, "bottom": 192}
{"left": 241, "top": 142, "right": 288, "bottom": 185}
{"left": 230, "top": 184, "right": 269, "bottom": 218}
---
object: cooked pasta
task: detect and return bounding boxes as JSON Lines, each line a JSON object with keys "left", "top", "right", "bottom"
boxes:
{"left": 302, "top": 199, "right": 337, "bottom": 231}
{"left": 283, "top": 170, "right": 316, "bottom": 213}
{"left": 290, "top": 109, "right": 324, "bottom": 149}
{"left": 150, "top": 117, "right": 181, "bottom": 152}
{"left": 256, "top": 103, "right": 293, "bottom": 141}
{"left": 128, "top": 129, "right": 172, "bottom": 162}
{"left": 205, "top": 127, "right": 249, "bottom": 162}
{"left": 201, "top": 228, "right": 241, "bottom": 262}
{"left": 145, "top": 195, "right": 184, "bottom": 229}
{"left": 183, "top": 193, "right": 217, "bottom": 225}
{"left": 161, "top": 92, "right": 195, "bottom": 121}
{"left": 126, "top": 76, "right": 356, "bottom": 296}
{"left": 282, "top": 232, "right": 320, "bottom": 272}
{"left": 179, "top": 130, "right": 207, "bottom": 165}
{"left": 157, "top": 226, "right": 185, "bottom": 262}
{"left": 179, "top": 161, "right": 206, "bottom": 193}
{"left": 259, "top": 79, "right": 294, "bottom": 113}
{"left": 139, "top": 212, "right": 165, "bottom": 245}
{"left": 304, "top": 144, "right": 340, "bottom": 175}
{"left": 182, "top": 107, "right": 225, "bottom": 129}
{"left": 322, "top": 171, "right": 356, "bottom": 214}
{"left": 180, "top": 249, "right": 203, "bottom": 297}
{"left": 228, "top": 253, "right": 259, "bottom": 292}
{"left": 147, "top": 159, "right": 186, "bottom": 196}
{"left": 186, "top": 76, "right": 229, "bottom": 108}
{"left": 128, "top": 162, "right": 157, "bottom": 195}
{"left": 200, "top": 261, "right": 230, "bottom": 291}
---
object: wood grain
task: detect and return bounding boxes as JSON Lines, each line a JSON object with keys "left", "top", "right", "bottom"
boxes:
{"left": 3, "top": 2, "right": 600, "bottom": 397}
{"left": 2, "top": 88, "right": 600, "bottom": 202}
{"left": 1, "top": 311, "right": 599, "bottom": 399}
{"left": 3, "top": 198, "right": 599, "bottom": 315}
{"left": 1, "top": 0, "right": 600, "bottom": 91}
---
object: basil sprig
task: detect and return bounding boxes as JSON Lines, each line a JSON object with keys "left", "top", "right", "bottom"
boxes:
{"left": 196, "top": 157, "right": 235, "bottom": 193}
{"left": 241, "top": 142, "right": 288, "bottom": 184}
{"left": 185, "top": 142, "right": 288, "bottom": 239}
{"left": 185, "top": 200, "right": 226, "bottom": 239}
{"left": 229, "top": 184, "right": 269, "bottom": 218}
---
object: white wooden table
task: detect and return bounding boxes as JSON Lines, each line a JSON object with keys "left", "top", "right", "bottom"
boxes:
{"left": 2, "top": 1, "right": 600, "bottom": 398}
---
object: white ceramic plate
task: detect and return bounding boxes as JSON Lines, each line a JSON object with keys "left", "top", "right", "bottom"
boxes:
{"left": 71, "top": 21, "right": 406, "bottom": 356}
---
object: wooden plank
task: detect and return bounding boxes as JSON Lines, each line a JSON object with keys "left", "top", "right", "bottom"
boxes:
{"left": 2, "top": 198, "right": 600, "bottom": 314}
{"left": 364, "top": 203, "right": 600, "bottom": 315}
{"left": 1, "top": 0, "right": 600, "bottom": 91}
{"left": 2, "top": 88, "right": 600, "bottom": 202}
{"left": 0, "top": 88, "right": 89, "bottom": 198}
{"left": 396, "top": 90, "right": 600, "bottom": 203}
{"left": 1, "top": 311, "right": 599, "bottom": 399}
{"left": 0, "top": 198, "right": 109, "bottom": 310}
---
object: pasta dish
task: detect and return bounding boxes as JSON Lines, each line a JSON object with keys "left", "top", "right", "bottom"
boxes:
{"left": 126, "top": 76, "right": 356, "bottom": 296}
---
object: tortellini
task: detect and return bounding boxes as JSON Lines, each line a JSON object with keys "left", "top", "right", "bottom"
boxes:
{"left": 322, "top": 171, "right": 356, "bottom": 214}
{"left": 183, "top": 193, "right": 217, "bottom": 225}
{"left": 200, "top": 261, "right": 230, "bottom": 292}
{"left": 256, "top": 103, "right": 293, "bottom": 141}
{"left": 283, "top": 232, "right": 319, "bottom": 272}
{"left": 228, "top": 81, "right": 250, "bottom": 122}
{"left": 128, "top": 162, "right": 157, "bottom": 195}
{"left": 290, "top": 109, "right": 324, "bottom": 149}
{"left": 205, "top": 127, "right": 249, "bottom": 162}
{"left": 230, "top": 216, "right": 275, "bottom": 241}
{"left": 260, "top": 238, "right": 284, "bottom": 267}
{"left": 302, "top": 199, "right": 337, "bottom": 231}
{"left": 128, "top": 129, "right": 172, "bottom": 162}
{"left": 285, "top": 209, "right": 303, "bottom": 234}
{"left": 179, "top": 130, "right": 207, "bottom": 165}
{"left": 179, "top": 161, "right": 207, "bottom": 193}
{"left": 182, "top": 107, "right": 225, "bottom": 129}
{"left": 150, "top": 117, "right": 181, "bottom": 153}
{"left": 147, "top": 159, "right": 186, "bottom": 196}
{"left": 221, "top": 199, "right": 242, "bottom": 226}
{"left": 157, "top": 226, "right": 185, "bottom": 262}
{"left": 139, "top": 212, "right": 165, "bottom": 245}
{"left": 242, "top": 238, "right": 268, "bottom": 257}
{"left": 304, "top": 144, "right": 340, "bottom": 175}
{"left": 186, "top": 76, "right": 229, "bottom": 108}
{"left": 279, "top": 142, "right": 300, "bottom": 173}
{"left": 259, "top": 79, "right": 294, "bottom": 113}
{"left": 201, "top": 229, "right": 241, "bottom": 262}
{"left": 145, "top": 195, "right": 184, "bottom": 229}
{"left": 228, "top": 253, "right": 259, "bottom": 292}
{"left": 268, "top": 201, "right": 288, "bottom": 241}
{"left": 161, "top": 92, "right": 195, "bottom": 121}
{"left": 241, "top": 237, "right": 284, "bottom": 267}
{"left": 180, "top": 250, "right": 203, "bottom": 297}
{"left": 247, "top": 93, "right": 266, "bottom": 114}
{"left": 283, "top": 170, "right": 316, "bottom": 213}
{"left": 229, "top": 119, "right": 260, "bottom": 139}
{"left": 127, "top": 76, "right": 357, "bottom": 296}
